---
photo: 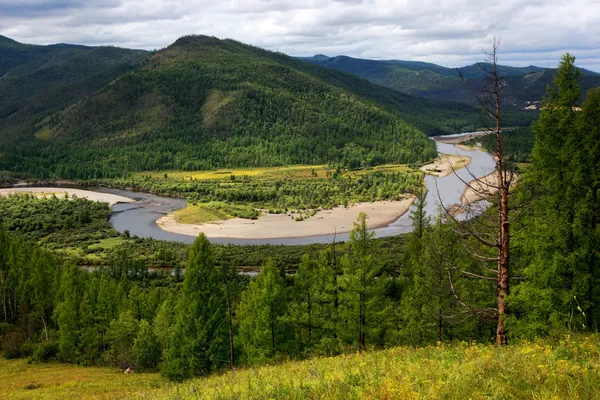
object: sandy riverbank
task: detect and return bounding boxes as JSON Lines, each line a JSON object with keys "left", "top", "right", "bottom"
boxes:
{"left": 0, "top": 187, "right": 134, "bottom": 206}
{"left": 420, "top": 153, "right": 471, "bottom": 178}
{"left": 435, "top": 131, "right": 492, "bottom": 144}
{"left": 460, "top": 172, "right": 519, "bottom": 205}
{"left": 157, "top": 198, "right": 415, "bottom": 239}
{"left": 460, "top": 173, "right": 499, "bottom": 205}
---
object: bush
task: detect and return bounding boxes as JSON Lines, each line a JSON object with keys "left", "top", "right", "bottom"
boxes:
{"left": 33, "top": 341, "right": 59, "bottom": 362}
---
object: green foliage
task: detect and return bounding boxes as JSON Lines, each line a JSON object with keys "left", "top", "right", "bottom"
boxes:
{"left": 238, "top": 260, "right": 291, "bottom": 364}
{"left": 161, "top": 234, "right": 228, "bottom": 381}
{"left": 0, "top": 35, "right": 467, "bottom": 179}
{"left": 510, "top": 54, "right": 600, "bottom": 336}
{"left": 103, "top": 310, "right": 140, "bottom": 368}
{"left": 0, "top": 193, "right": 113, "bottom": 242}
{"left": 133, "top": 319, "right": 161, "bottom": 371}
{"left": 462, "top": 127, "right": 534, "bottom": 163}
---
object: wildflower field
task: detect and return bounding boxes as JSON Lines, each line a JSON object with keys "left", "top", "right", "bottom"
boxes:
{"left": 2, "top": 334, "right": 599, "bottom": 399}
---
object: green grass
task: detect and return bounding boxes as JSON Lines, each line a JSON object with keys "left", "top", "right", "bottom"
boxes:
{"left": 88, "top": 237, "right": 126, "bottom": 250}
{"left": 0, "top": 358, "right": 165, "bottom": 399}
{"left": 172, "top": 203, "right": 234, "bottom": 224}
{"left": 2, "top": 335, "right": 599, "bottom": 399}
{"left": 136, "top": 163, "right": 414, "bottom": 182}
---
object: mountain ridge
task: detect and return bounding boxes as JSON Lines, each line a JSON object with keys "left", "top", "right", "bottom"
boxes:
{"left": 298, "top": 54, "right": 600, "bottom": 107}
{"left": 2, "top": 34, "right": 473, "bottom": 179}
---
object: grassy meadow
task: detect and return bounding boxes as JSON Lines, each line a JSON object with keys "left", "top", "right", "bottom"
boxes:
{"left": 139, "top": 163, "right": 421, "bottom": 224}
{"left": 2, "top": 334, "right": 599, "bottom": 399}
{"left": 136, "top": 164, "right": 414, "bottom": 181}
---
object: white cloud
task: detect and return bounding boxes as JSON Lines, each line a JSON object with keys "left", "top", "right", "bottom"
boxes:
{"left": 1, "top": 0, "right": 599, "bottom": 70}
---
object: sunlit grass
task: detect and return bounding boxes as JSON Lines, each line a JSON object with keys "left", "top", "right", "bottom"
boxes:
{"left": 147, "top": 334, "right": 600, "bottom": 399}
{"left": 88, "top": 237, "right": 126, "bottom": 250}
{"left": 2, "top": 335, "right": 599, "bottom": 399}
{"left": 172, "top": 203, "right": 233, "bottom": 224}
{"left": 0, "top": 359, "right": 165, "bottom": 400}
{"left": 134, "top": 163, "right": 416, "bottom": 182}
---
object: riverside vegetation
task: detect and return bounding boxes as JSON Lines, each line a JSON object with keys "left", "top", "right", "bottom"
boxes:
{"left": 0, "top": 39, "right": 599, "bottom": 399}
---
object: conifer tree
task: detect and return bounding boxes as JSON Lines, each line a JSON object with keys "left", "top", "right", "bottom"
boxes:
{"left": 55, "top": 264, "right": 82, "bottom": 362}
{"left": 134, "top": 319, "right": 161, "bottom": 371}
{"left": 339, "top": 213, "right": 380, "bottom": 352}
{"left": 161, "top": 234, "right": 228, "bottom": 381}
{"left": 238, "top": 259, "right": 290, "bottom": 363}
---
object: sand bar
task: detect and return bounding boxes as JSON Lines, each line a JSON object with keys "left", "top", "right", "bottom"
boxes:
{"left": 0, "top": 187, "right": 134, "bottom": 206}
{"left": 157, "top": 198, "right": 415, "bottom": 239}
{"left": 460, "top": 173, "right": 519, "bottom": 205}
{"left": 435, "top": 131, "right": 492, "bottom": 144}
{"left": 420, "top": 153, "right": 471, "bottom": 178}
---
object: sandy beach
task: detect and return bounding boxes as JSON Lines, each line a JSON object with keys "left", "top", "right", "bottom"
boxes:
{"left": 157, "top": 197, "right": 415, "bottom": 239}
{"left": 460, "top": 173, "right": 499, "bottom": 204}
{"left": 0, "top": 187, "right": 134, "bottom": 206}
{"left": 420, "top": 153, "right": 471, "bottom": 178}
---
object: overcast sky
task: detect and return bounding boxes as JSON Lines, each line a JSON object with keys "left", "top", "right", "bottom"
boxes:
{"left": 1, "top": 0, "right": 599, "bottom": 70}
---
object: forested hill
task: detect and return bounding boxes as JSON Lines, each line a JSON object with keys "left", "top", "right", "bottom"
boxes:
{"left": 1, "top": 35, "right": 484, "bottom": 179}
{"left": 0, "top": 35, "right": 149, "bottom": 134}
{"left": 299, "top": 55, "right": 600, "bottom": 108}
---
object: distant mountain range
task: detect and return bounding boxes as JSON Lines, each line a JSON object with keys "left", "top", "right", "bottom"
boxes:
{"left": 298, "top": 55, "right": 600, "bottom": 108}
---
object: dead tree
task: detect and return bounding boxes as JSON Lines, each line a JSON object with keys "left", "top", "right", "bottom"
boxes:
{"left": 440, "top": 38, "right": 516, "bottom": 345}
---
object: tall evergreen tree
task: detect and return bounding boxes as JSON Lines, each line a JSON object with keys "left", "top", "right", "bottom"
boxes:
{"left": 238, "top": 259, "right": 290, "bottom": 364}
{"left": 161, "top": 234, "right": 228, "bottom": 381}
{"left": 511, "top": 55, "right": 600, "bottom": 334}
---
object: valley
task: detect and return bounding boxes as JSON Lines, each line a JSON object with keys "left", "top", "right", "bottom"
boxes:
{"left": 0, "top": 22, "right": 599, "bottom": 400}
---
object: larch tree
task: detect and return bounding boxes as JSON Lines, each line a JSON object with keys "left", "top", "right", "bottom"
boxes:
{"left": 511, "top": 55, "right": 600, "bottom": 334}
{"left": 161, "top": 233, "right": 228, "bottom": 381}
{"left": 237, "top": 259, "right": 290, "bottom": 364}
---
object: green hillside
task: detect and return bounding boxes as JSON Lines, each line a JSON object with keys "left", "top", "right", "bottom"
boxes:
{"left": 300, "top": 55, "right": 600, "bottom": 108}
{"left": 1, "top": 35, "right": 482, "bottom": 179}
{"left": 0, "top": 35, "right": 149, "bottom": 134}
{"left": 2, "top": 335, "right": 598, "bottom": 399}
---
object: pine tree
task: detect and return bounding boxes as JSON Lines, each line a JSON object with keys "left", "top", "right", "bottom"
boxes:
{"left": 161, "top": 234, "right": 228, "bottom": 381}
{"left": 511, "top": 55, "right": 600, "bottom": 334}
{"left": 238, "top": 259, "right": 290, "bottom": 364}
{"left": 338, "top": 213, "right": 381, "bottom": 352}
{"left": 55, "top": 264, "right": 82, "bottom": 362}
{"left": 134, "top": 319, "right": 161, "bottom": 371}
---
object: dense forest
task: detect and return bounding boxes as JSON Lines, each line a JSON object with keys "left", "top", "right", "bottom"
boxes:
{"left": 0, "top": 35, "right": 149, "bottom": 134}
{"left": 0, "top": 35, "right": 488, "bottom": 180}
{"left": 463, "top": 127, "right": 534, "bottom": 163}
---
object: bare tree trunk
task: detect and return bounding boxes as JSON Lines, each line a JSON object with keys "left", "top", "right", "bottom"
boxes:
{"left": 492, "top": 47, "right": 510, "bottom": 346}
{"left": 446, "top": 38, "right": 512, "bottom": 345}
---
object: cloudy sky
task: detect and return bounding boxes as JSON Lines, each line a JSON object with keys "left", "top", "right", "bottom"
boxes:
{"left": 1, "top": 0, "right": 599, "bottom": 70}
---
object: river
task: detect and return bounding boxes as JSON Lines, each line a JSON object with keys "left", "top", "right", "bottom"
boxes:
{"left": 84, "top": 132, "right": 495, "bottom": 245}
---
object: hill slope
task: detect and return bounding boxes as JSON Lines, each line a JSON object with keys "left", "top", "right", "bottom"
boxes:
{"left": 0, "top": 35, "right": 149, "bottom": 133}
{"left": 1, "top": 35, "right": 484, "bottom": 179}
{"left": 300, "top": 55, "right": 600, "bottom": 108}
{"left": 1, "top": 335, "right": 598, "bottom": 399}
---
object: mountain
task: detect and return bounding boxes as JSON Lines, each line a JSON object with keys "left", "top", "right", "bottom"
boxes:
{"left": 300, "top": 55, "right": 600, "bottom": 108}
{"left": 1, "top": 35, "right": 486, "bottom": 179}
{"left": 0, "top": 35, "right": 149, "bottom": 134}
